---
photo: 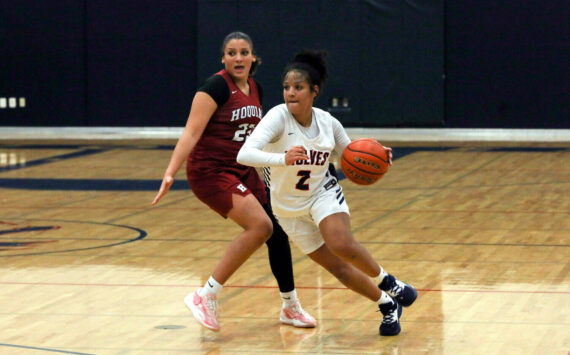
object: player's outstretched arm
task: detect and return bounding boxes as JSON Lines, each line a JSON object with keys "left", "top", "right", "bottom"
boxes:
{"left": 151, "top": 92, "right": 217, "bottom": 206}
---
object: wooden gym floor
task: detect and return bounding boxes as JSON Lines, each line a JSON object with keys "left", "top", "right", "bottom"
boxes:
{"left": 0, "top": 138, "right": 568, "bottom": 355}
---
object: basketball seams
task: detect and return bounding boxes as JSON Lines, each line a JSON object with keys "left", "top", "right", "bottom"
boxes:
{"left": 345, "top": 146, "right": 389, "bottom": 164}
{"left": 340, "top": 155, "right": 384, "bottom": 176}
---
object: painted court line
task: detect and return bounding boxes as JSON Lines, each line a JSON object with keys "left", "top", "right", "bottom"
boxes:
{"left": 1, "top": 281, "right": 567, "bottom": 295}
{"left": 0, "top": 343, "right": 94, "bottom": 355}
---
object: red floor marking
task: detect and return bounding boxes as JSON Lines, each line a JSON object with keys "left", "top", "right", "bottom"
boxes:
{"left": 0, "top": 281, "right": 568, "bottom": 294}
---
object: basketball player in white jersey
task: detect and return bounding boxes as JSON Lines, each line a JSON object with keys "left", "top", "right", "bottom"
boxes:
{"left": 238, "top": 49, "right": 417, "bottom": 336}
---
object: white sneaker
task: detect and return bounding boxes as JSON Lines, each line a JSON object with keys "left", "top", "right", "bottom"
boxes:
{"left": 280, "top": 300, "right": 317, "bottom": 328}
{"left": 184, "top": 291, "right": 220, "bottom": 331}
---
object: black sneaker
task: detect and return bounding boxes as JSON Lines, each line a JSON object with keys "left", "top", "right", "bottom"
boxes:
{"left": 379, "top": 299, "right": 402, "bottom": 336}
{"left": 378, "top": 274, "right": 417, "bottom": 307}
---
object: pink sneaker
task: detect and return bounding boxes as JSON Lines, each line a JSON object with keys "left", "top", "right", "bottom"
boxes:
{"left": 280, "top": 300, "right": 317, "bottom": 328}
{"left": 184, "top": 291, "right": 220, "bottom": 331}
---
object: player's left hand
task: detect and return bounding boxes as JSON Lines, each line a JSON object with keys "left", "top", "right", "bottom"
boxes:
{"left": 383, "top": 146, "right": 393, "bottom": 165}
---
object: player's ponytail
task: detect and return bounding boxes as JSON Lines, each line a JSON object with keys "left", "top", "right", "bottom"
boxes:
{"left": 283, "top": 49, "right": 329, "bottom": 94}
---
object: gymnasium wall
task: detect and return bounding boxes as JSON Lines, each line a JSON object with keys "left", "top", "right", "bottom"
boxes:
{"left": 0, "top": 1, "right": 197, "bottom": 127}
{"left": 0, "top": 1, "right": 567, "bottom": 128}
{"left": 445, "top": 1, "right": 569, "bottom": 128}
{"left": 1, "top": 1, "right": 85, "bottom": 126}
{"left": 196, "top": 0, "right": 444, "bottom": 128}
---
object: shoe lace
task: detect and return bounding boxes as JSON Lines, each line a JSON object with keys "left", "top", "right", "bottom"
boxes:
{"left": 288, "top": 301, "right": 307, "bottom": 316}
{"left": 389, "top": 281, "right": 404, "bottom": 296}
{"left": 204, "top": 294, "right": 219, "bottom": 317}
{"left": 381, "top": 308, "right": 397, "bottom": 324}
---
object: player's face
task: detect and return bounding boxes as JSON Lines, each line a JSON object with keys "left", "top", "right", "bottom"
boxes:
{"left": 282, "top": 71, "right": 318, "bottom": 123}
{"left": 222, "top": 39, "right": 256, "bottom": 81}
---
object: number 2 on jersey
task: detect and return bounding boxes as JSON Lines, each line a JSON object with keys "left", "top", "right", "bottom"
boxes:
{"left": 296, "top": 170, "right": 311, "bottom": 191}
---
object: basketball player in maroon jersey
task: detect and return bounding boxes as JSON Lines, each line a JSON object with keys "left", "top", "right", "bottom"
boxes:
{"left": 151, "top": 32, "right": 315, "bottom": 331}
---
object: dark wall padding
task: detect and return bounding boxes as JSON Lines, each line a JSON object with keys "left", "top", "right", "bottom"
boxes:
{"left": 86, "top": 1, "right": 197, "bottom": 126}
{"left": 445, "top": 1, "right": 570, "bottom": 128}
{"left": 0, "top": 1, "right": 86, "bottom": 125}
{"left": 0, "top": 1, "right": 197, "bottom": 127}
{"left": 1, "top": 1, "right": 567, "bottom": 128}
{"left": 197, "top": 0, "right": 444, "bottom": 127}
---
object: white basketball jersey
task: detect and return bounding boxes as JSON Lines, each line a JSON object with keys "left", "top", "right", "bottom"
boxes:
{"left": 260, "top": 104, "right": 347, "bottom": 218}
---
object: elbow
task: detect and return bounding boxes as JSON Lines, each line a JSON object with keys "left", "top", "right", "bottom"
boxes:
{"left": 236, "top": 149, "right": 247, "bottom": 165}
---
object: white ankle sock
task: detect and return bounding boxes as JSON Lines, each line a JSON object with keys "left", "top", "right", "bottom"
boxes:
{"left": 377, "top": 291, "right": 393, "bottom": 305}
{"left": 280, "top": 289, "right": 298, "bottom": 307}
{"left": 198, "top": 276, "right": 223, "bottom": 296}
{"left": 374, "top": 266, "right": 389, "bottom": 284}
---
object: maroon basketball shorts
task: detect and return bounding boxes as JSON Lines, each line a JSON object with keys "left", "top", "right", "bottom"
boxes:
{"left": 187, "top": 168, "right": 267, "bottom": 218}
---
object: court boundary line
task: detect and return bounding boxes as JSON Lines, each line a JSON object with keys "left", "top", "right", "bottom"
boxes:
{"left": 0, "top": 343, "right": 94, "bottom": 355}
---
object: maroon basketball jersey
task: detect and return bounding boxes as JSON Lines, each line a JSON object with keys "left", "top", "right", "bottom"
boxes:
{"left": 188, "top": 70, "right": 263, "bottom": 175}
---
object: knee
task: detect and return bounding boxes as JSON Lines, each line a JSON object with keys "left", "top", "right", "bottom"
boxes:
{"left": 327, "top": 237, "right": 359, "bottom": 259}
{"left": 262, "top": 219, "right": 273, "bottom": 241}
{"left": 252, "top": 217, "right": 273, "bottom": 244}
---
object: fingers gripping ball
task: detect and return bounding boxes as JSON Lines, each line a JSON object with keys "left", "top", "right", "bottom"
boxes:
{"left": 341, "top": 138, "right": 389, "bottom": 185}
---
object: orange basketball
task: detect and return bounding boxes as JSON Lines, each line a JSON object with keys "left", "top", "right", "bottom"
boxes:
{"left": 341, "top": 138, "right": 389, "bottom": 185}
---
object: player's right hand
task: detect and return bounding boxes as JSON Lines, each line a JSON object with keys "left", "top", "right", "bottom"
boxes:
{"left": 151, "top": 175, "right": 174, "bottom": 206}
{"left": 285, "top": 145, "right": 309, "bottom": 165}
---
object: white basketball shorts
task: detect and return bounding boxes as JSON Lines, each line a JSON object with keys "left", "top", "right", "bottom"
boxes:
{"left": 276, "top": 182, "right": 349, "bottom": 254}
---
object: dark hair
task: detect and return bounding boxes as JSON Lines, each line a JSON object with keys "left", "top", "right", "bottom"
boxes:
{"left": 282, "top": 49, "right": 329, "bottom": 94}
{"left": 220, "top": 31, "right": 262, "bottom": 76}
